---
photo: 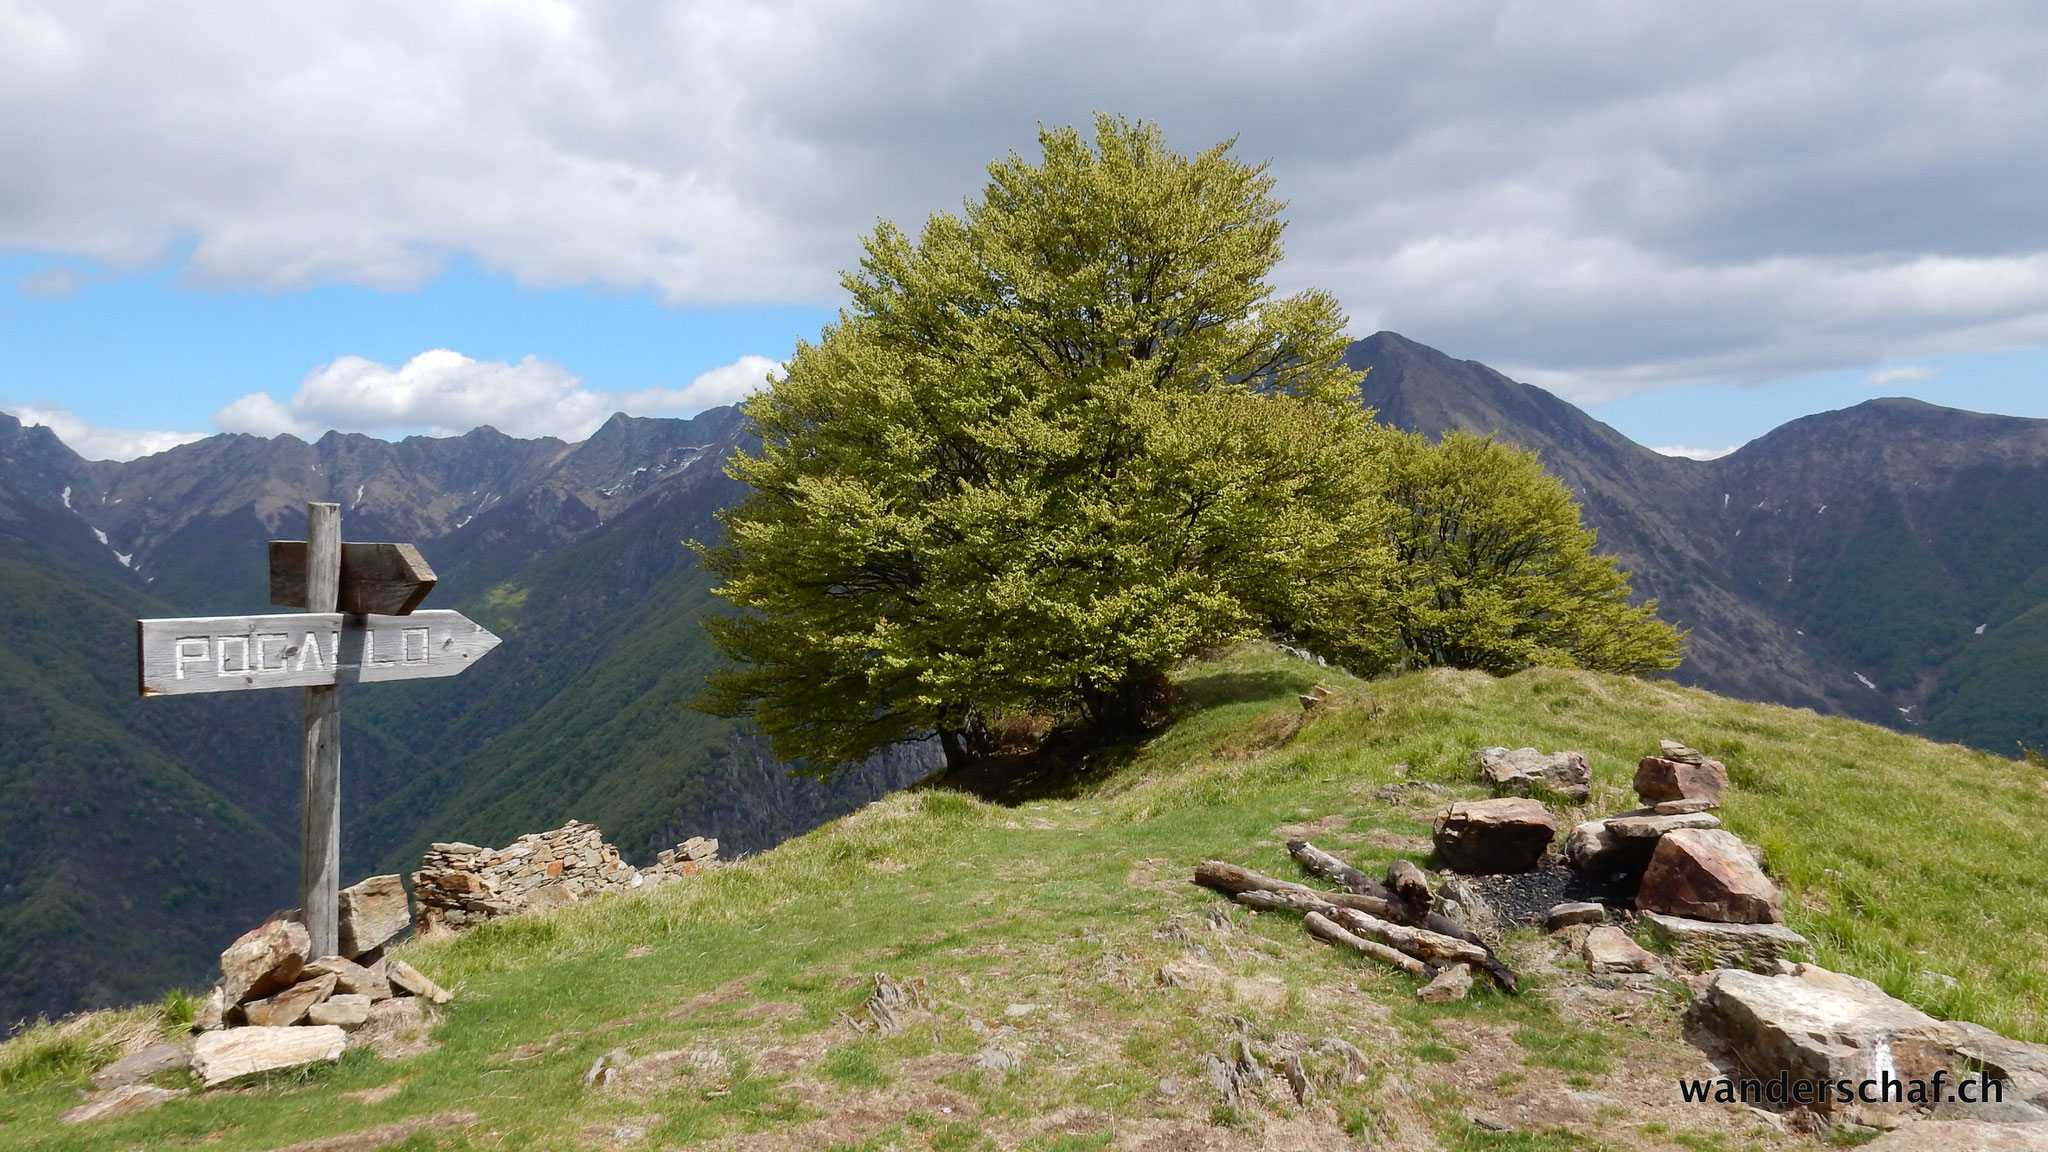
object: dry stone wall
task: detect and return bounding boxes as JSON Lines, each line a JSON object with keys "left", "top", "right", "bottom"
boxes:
{"left": 413, "top": 820, "right": 717, "bottom": 934}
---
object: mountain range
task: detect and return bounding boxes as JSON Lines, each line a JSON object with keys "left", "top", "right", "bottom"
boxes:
{"left": 3, "top": 331, "right": 2043, "bottom": 1026}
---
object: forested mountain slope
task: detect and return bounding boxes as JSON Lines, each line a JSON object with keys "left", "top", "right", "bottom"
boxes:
{"left": 4, "top": 330, "right": 2044, "bottom": 1025}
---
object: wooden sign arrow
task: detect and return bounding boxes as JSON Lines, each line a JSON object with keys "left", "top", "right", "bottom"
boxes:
{"left": 138, "top": 610, "right": 500, "bottom": 696}
{"left": 270, "top": 541, "right": 438, "bottom": 616}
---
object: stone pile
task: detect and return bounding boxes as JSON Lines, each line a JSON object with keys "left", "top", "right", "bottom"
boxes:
{"left": 183, "top": 875, "right": 448, "bottom": 1088}
{"left": 1553, "top": 739, "right": 1811, "bottom": 971}
{"left": 413, "top": 821, "right": 718, "bottom": 934}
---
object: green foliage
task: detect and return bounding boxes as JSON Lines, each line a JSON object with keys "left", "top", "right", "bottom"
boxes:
{"left": 1311, "top": 430, "right": 1683, "bottom": 676}
{"left": 8, "top": 644, "right": 2047, "bottom": 1149}
{"left": 701, "top": 115, "right": 1382, "bottom": 772}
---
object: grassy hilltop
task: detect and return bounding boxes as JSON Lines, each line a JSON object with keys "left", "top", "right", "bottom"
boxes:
{"left": 5, "top": 645, "right": 2046, "bottom": 1150}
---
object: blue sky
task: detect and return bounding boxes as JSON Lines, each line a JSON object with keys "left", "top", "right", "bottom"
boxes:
{"left": 5, "top": 3, "right": 2048, "bottom": 460}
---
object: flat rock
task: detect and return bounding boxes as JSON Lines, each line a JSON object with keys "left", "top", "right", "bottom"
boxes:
{"left": 308, "top": 993, "right": 373, "bottom": 1029}
{"left": 1473, "top": 747, "right": 1592, "bottom": 802}
{"left": 219, "top": 918, "right": 310, "bottom": 1004}
{"left": 1655, "top": 797, "right": 1720, "bottom": 815}
{"left": 303, "top": 954, "right": 392, "bottom": 1001}
{"left": 387, "top": 959, "right": 453, "bottom": 1003}
{"left": 1929, "top": 1019, "right": 2048, "bottom": 1114}
{"left": 1546, "top": 902, "right": 1606, "bottom": 931}
{"left": 1659, "top": 739, "right": 1707, "bottom": 764}
{"left": 1608, "top": 811, "right": 1723, "bottom": 838}
{"left": 1687, "top": 963, "right": 2048, "bottom": 1123}
{"left": 431, "top": 842, "right": 484, "bottom": 854}
{"left": 1634, "top": 755, "right": 1728, "bottom": 805}
{"left": 1433, "top": 798, "right": 1556, "bottom": 874}
{"left": 244, "top": 971, "right": 338, "bottom": 1027}
{"left": 1642, "top": 911, "right": 1811, "bottom": 971}
{"left": 191, "top": 1025, "right": 346, "bottom": 1088}
{"left": 1862, "top": 1120, "right": 2048, "bottom": 1150}
{"left": 1692, "top": 966, "right": 1941, "bottom": 1093}
{"left": 90, "top": 1039, "right": 191, "bottom": 1089}
{"left": 1582, "top": 925, "right": 1658, "bottom": 973}
{"left": 338, "top": 875, "right": 411, "bottom": 958}
{"left": 1416, "top": 963, "right": 1473, "bottom": 1003}
{"left": 1563, "top": 814, "right": 1657, "bottom": 876}
{"left": 59, "top": 1083, "right": 183, "bottom": 1124}
{"left": 1638, "top": 828, "right": 1782, "bottom": 923}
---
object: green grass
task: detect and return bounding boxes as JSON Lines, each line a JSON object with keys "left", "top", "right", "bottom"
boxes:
{"left": 4, "top": 642, "right": 2045, "bottom": 1148}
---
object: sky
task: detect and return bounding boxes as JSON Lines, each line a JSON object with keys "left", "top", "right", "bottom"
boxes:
{"left": 5, "top": 2, "right": 2048, "bottom": 461}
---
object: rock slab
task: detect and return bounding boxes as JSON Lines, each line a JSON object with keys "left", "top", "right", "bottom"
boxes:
{"left": 1546, "top": 902, "right": 1606, "bottom": 931}
{"left": 191, "top": 1026, "right": 346, "bottom": 1088}
{"left": 1861, "top": 1120, "right": 2048, "bottom": 1150}
{"left": 303, "top": 954, "right": 392, "bottom": 1001}
{"left": 308, "top": 993, "right": 373, "bottom": 1028}
{"left": 1638, "top": 828, "right": 1782, "bottom": 923}
{"left": 1608, "top": 811, "right": 1723, "bottom": 838}
{"left": 1582, "top": 925, "right": 1658, "bottom": 973}
{"left": 338, "top": 875, "right": 411, "bottom": 958}
{"left": 90, "top": 1039, "right": 191, "bottom": 1089}
{"left": 219, "top": 918, "right": 310, "bottom": 1004}
{"left": 388, "top": 959, "right": 453, "bottom": 1003}
{"left": 243, "top": 972, "right": 337, "bottom": 1027}
{"left": 1642, "top": 911, "right": 1811, "bottom": 972}
{"left": 1634, "top": 754, "right": 1729, "bottom": 805}
{"left": 1564, "top": 816, "right": 1656, "bottom": 876}
{"left": 59, "top": 1083, "right": 183, "bottom": 1124}
{"left": 1694, "top": 965, "right": 2048, "bottom": 1124}
{"left": 1474, "top": 747, "right": 1592, "bottom": 802}
{"left": 1416, "top": 963, "right": 1473, "bottom": 1003}
{"left": 1433, "top": 798, "right": 1556, "bottom": 874}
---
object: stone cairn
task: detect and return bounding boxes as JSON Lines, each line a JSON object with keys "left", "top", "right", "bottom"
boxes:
{"left": 1419, "top": 739, "right": 1812, "bottom": 972}
{"left": 179, "top": 874, "right": 453, "bottom": 1089}
{"left": 412, "top": 820, "right": 718, "bottom": 935}
{"left": 1555, "top": 739, "right": 1812, "bottom": 972}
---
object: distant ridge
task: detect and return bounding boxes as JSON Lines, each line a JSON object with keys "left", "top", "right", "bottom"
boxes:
{"left": 3, "top": 333, "right": 2046, "bottom": 1025}
{"left": 1345, "top": 331, "right": 2048, "bottom": 746}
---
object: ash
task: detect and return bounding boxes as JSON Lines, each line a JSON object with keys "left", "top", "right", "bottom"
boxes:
{"left": 1457, "top": 856, "right": 1638, "bottom": 931}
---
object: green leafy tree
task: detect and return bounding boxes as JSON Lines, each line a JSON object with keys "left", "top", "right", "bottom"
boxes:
{"left": 1341, "top": 430, "right": 1686, "bottom": 675}
{"left": 698, "top": 116, "right": 1386, "bottom": 774}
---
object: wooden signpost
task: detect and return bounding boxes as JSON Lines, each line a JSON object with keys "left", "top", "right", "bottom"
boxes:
{"left": 136, "top": 503, "right": 500, "bottom": 958}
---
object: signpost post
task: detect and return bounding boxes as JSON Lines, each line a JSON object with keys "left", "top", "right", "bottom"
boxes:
{"left": 136, "top": 502, "right": 499, "bottom": 959}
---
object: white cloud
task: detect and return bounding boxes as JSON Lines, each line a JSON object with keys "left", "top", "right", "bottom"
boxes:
{"left": 1650, "top": 444, "right": 1740, "bottom": 462}
{"left": 4, "top": 404, "right": 205, "bottom": 461}
{"left": 213, "top": 350, "right": 778, "bottom": 441}
{"left": 617, "top": 355, "right": 782, "bottom": 416}
{"left": 1865, "top": 365, "right": 1939, "bottom": 388}
{"left": 9, "top": 4, "right": 2048, "bottom": 394}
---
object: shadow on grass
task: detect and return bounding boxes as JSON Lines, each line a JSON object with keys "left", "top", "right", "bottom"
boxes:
{"left": 1171, "top": 670, "right": 1314, "bottom": 715}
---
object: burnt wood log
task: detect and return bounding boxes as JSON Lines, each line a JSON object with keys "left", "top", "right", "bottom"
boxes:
{"left": 1194, "top": 861, "right": 1397, "bottom": 915}
{"left": 1264, "top": 849, "right": 1523, "bottom": 994}
{"left": 1387, "top": 859, "right": 1434, "bottom": 915}
{"left": 1304, "top": 911, "right": 1435, "bottom": 978}
{"left": 1284, "top": 840, "right": 1391, "bottom": 898}
{"left": 1325, "top": 907, "right": 1489, "bottom": 968}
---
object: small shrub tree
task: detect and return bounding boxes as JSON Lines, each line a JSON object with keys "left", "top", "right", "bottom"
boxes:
{"left": 698, "top": 116, "right": 1386, "bottom": 775}
{"left": 1332, "top": 430, "right": 1686, "bottom": 675}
